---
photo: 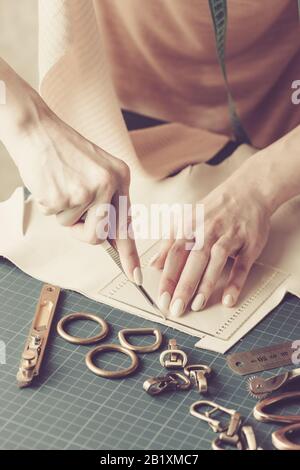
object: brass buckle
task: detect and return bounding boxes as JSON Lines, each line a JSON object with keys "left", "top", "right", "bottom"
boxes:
{"left": 159, "top": 339, "right": 188, "bottom": 369}
{"left": 143, "top": 372, "right": 191, "bottom": 396}
{"left": 85, "top": 343, "right": 139, "bottom": 379}
{"left": 57, "top": 312, "right": 109, "bottom": 345}
{"left": 118, "top": 328, "right": 162, "bottom": 353}
{"left": 190, "top": 400, "right": 241, "bottom": 433}
{"left": 184, "top": 364, "right": 212, "bottom": 394}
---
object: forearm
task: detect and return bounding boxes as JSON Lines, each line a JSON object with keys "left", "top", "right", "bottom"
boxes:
{"left": 231, "top": 125, "right": 300, "bottom": 215}
{"left": 0, "top": 57, "right": 44, "bottom": 149}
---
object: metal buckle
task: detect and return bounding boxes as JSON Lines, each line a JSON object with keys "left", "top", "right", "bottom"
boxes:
{"left": 190, "top": 400, "right": 242, "bottom": 433}
{"left": 159, "top": 339, "right": 188, "bottom": 369}
{"left": 184, "top": 364, "right": 212, "bottom": 394}
{"left": 118, "top": 328, "right": 163, "bottom": 353}
{"left": 143, "top": 372, "right": 191, "bottom": 396}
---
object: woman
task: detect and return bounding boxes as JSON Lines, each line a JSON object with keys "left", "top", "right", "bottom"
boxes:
{"left": 0, "top": 0, "right": 299, "bottom": 317}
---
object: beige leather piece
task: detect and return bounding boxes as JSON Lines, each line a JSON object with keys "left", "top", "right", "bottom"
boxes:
{"left": 0, "top": 142, "right": 298, "bottom": 353}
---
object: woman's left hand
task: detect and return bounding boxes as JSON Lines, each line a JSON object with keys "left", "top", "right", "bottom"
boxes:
{"left": 151, "top": 164, "right": 271, "bottom": 317}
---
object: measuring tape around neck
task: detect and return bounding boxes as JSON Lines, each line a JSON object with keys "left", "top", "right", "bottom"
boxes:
{"left": 208, "top": 0, "right": 300, "bottom": 144}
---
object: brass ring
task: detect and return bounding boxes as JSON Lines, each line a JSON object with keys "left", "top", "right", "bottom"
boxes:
{"left": 85, "top": 343, "right": 139, "bottom": 379}
{"left": 57, "top": 312, "right": 109, "bottom": 345}
{"left": 118, "top": 328, "right": 163, "bottom": 353}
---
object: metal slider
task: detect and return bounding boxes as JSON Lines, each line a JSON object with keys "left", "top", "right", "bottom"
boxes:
{"left": 159, "top": 339, "right": 188, "bottom": 369}
{"left": 16, "top": 284, "right": 61, "bottom": 388}
{"left": 143, "top": 372, "right": 191, "bottom": 396}
{"left": 184, "top": 364, "right": 212, "bottom": 394}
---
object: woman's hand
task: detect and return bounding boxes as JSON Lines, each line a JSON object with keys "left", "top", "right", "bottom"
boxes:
{"left": 152, "top": 163, "right": 272, "bottom": 316}
{"left": 0, "top": 59, "right": 141, "bottom": 284}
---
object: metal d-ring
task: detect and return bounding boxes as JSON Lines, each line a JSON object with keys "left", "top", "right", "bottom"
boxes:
{"left": 118, "top": 328, "right": 163, "bottom": 353}
{"left": 57, "top": 312, "right": 109, "bottom": 345}
{"left": 85, "top": 343, "right": 139, "bottom": 379}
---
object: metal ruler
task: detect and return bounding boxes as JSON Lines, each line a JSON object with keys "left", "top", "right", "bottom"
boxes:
{"left": 227, "top": 341, "right": 300, "bottom": 375}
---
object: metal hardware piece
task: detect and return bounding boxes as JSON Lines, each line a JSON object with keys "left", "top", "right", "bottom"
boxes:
{"left": 184, "top": 364, "right": 212, "bottom": 394}
{"left": 17, "top": 284, "right": 60, "bottom": 388}
{"left": 212, "top": 432, "right": 243, "bottom": 451}
{"left": 143, "top": 372, "right": 191, "bottom": 396}
{"left": 159, "top": 339, "right": 188, "bottom": 369}
{"left": 57, "top": 312, "right": 109, "bottom": 345}
{"left": 253, "top": 391, "right": 300, "bottom": 424}
{"left": 239, "top": 425, "right": 263, "bottom": 450}
{"left": 227, "top": 341, "right": 296, "bottom": 376}
{"left": 247, "top": 368, "right": 300, "bottom": 399}
{"left": 272, "top": 423, "right": 300, "bottom": 451}
{"left": 190, "top": 400, "right": 242, "bottom": 433}
{"left": 118, "top": 328, "right": 162, "bottom": 353}
{"left": 85, "top": 343, "right": 139, "bottom": 379}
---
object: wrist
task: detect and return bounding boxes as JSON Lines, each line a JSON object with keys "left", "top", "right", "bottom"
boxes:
{"left": 230, "top": 151, "right": 279, "bottom": 217}
{"left": 0, "top": 76, "right": 48, "bottom": 147}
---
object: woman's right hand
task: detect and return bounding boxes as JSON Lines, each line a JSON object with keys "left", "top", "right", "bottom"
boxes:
{"left": 2, "top": 83, "right": 142, "bottom": 285}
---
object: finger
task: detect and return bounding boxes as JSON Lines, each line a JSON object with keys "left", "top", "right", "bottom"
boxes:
{"left": 56, "top": 203, "right": 91, "bottom": 226}
{"left": 113, "top": 191, "right": 142, "bottom": 285}
{"left": 36, "top": 202, "right": 58, "bottom": 216}
{"left": 222, "top": 253, "right": 253, "bottom": 307}
{"left": 169, "top": 245, "right": 210, "bottom": 317}
{"left": 149, "top": 238, "right": 175, "bottom": 270}
{"left": 191, "top": 237, "right": 233, "bottom": 311}
{"left": 157, "top": 239, "right": 190, "bottom": 314}
{"left": 69, "top": 204, "right": 103, "bottom": 244}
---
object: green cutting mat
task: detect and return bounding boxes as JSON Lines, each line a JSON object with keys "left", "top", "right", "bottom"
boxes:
{"left": 0, "top": 258, "right": 299, "bottom": 450}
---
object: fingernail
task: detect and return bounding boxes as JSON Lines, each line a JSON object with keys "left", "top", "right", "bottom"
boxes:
{"left": 149, "top": 253, "right": 160, "bottom": 266}
{"left": 170, "top": 298, "right": 185, "bottom": 318}
{"left": 133, "top": 267, "right": 143, "bottom": 286}
{"left": 158, "top": 291, "right": 171, "bottom": 313}
{"left": 191, "top": 293, "right": 206, "bottom": 311}
{"left": 223, "top": 294, "right": 234, "bottom": 307}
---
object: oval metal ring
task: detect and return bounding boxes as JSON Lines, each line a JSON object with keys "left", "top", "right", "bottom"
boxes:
{"left": 272, "top": 423, "right": 300, "bottom": 451}
{"left": 118, "top": 328, "right": 163, "bottom": 353}
{"left": 57, "top": 312, "right": 109, "bottom": 345}
{"left": 85, "top": 343, "right": 139, "bottom": 379}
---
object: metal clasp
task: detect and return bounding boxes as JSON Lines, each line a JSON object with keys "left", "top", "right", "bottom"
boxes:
{"left": 184, "top": 364, "right": 212, "bottom": 394}
{"left": 190, "top": 400, "right": 242, "bottom": 433}
{"left": 143, "top": 372, "right": 191, "bottom": 396}
{"left": 159, "top": 339, "right": 188, "bottom": 369}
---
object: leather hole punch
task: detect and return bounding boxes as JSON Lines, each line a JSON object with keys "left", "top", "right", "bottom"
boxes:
{"left": 57, "top": 312, "right": 109, "bottom": 345}
{"left": 118, "top": 328, "right": 163, "bottom": 353}
{"left": 160, "top": 339, "right": 188, "bottom": 369}
{"left": 86, "top": 344, "right": 139, "bottom": 379}
{"left": 184, "top": 364, "right": 212, "bottom": 394}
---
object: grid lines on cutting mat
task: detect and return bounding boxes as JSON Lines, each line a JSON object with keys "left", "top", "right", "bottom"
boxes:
{"left": 0, "top": 258, "right": 299, "bottom": 449}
